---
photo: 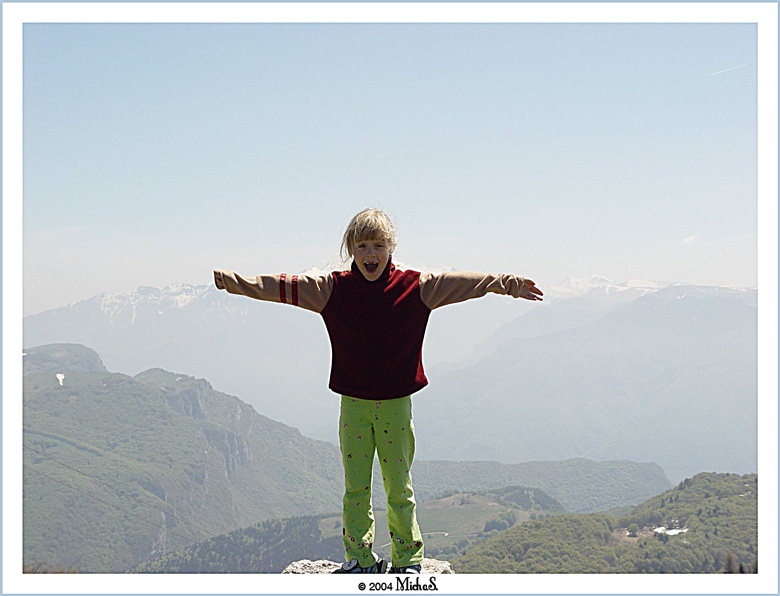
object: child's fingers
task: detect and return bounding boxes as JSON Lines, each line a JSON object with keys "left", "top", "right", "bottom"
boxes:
{"left": 521, "top": 279, "right": 543, "bottom": 300}
{"left": 524, "top": 279, "right": 543, "bottom": 294}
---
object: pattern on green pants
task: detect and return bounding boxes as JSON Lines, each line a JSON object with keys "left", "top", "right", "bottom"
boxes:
{"left": 339, "top": 395, "right": 424, "bottom": 568}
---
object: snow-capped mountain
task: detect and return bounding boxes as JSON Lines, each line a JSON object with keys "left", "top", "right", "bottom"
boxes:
{"left": 544, "top": 275, "right": 672, "bottom": 302}
{"left": 94, "top": 283, "right": 216, "bottom": 324}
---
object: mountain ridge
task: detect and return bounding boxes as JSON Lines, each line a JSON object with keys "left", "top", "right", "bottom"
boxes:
{"left": 24, "top": 272, "right": 756, "bottom": 480}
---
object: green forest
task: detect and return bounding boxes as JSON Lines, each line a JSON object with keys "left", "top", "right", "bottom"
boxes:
{"left": 134, "top": 516, "right": 344, "bottom": 573}
{"left": 22, "top": 365, "right": 344, "bottom": 571}
{"left": 453, "top": 472, "right": 757, "bottom": 573}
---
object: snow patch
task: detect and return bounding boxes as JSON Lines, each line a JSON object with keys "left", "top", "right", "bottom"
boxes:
{"left": 300, "top": 261, "right": 348, "bottom": 277}
{"left": 654, "top": 527, "right": 688, "bottom": 536}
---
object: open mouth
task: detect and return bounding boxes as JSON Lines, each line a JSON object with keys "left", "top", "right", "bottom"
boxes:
{"left": 364, "top": 262, "right": 379, "bottom": 274}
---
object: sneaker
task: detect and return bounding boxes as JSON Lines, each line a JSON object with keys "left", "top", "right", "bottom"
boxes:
{"left": 332, "top": 558, "right": 388, "bottom": 574}
{"left": 389, "top": 564, "right": 422, "bottom": 574}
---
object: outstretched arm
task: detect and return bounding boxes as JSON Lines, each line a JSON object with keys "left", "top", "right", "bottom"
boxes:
{"left": 213, "top": 269, "right": 334, "bottom": 313}
{"left": 419, "top": 271, "right": 543, "bottom": 310}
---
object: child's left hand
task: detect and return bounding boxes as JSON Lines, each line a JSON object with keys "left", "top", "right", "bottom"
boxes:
{"left": 518, "top": 279, "right": 544, "bottom": 301}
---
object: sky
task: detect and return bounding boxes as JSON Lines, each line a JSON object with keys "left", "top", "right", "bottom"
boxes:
{"left": 18, "top": 16, "right": 763, "bottom": 315}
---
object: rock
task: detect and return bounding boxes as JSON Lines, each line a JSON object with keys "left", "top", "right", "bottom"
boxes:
{"left": 282, "top": 559, "right": 341, "bottom": 574}
{"left": 421, "top": 558, "right": 455, "bottom": 574}
{"left": 282, "top": 558, "right": 454, "bottom": 574}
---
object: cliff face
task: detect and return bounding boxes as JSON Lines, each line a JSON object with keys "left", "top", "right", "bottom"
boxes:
{"left": 282, "top": 558, "right": 455, "bottom": 574}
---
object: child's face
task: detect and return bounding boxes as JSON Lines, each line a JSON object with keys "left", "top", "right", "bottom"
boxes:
{"left": 353, "top": 238, "right": 391, "bottom": 282}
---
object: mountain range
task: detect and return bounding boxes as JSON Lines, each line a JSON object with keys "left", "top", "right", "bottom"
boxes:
{"left": 23, "top": 273, "right": 757, "bottom": 481}
{"left": 413, "top": 283, "right": 757, "bottom": 481}
{"left": 22, "top": 344, "right": 670, "bottom": 572}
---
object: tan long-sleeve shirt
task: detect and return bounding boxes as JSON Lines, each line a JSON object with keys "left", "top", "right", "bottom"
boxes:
{"left": 214, "top": 260, "right": 533, "bottom": 399}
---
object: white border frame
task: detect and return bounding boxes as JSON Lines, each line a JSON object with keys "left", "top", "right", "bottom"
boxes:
{"left": 3, "top": 3, "right": 777, "bottom": 594}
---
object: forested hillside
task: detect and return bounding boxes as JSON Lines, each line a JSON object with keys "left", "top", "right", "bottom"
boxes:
{"left": 134, "top": 516, "right": 344, "bottom": 573}
{"left": 23, "top": 348, "right": 343, "bottom": 572}
{"left": 453, "top": 472, "right": 757, "bottom": 573}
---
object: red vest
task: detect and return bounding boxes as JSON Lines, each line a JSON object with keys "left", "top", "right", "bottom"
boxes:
{"left": 320, "top": 261, "right": 431, "bottom": 400}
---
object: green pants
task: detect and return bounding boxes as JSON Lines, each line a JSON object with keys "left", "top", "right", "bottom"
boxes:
{"left": 339, "top": 395, "right": 424, "bottom": 568}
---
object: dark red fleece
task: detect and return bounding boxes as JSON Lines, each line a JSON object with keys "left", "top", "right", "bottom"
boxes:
{"left": 320, "top": 260, "right": 431, "bottom": 400}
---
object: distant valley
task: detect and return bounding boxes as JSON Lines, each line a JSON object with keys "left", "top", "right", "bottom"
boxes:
{"left": 134, "top": 472, "right": 757, "bottom": 575}
{"left": 135, "top": 486, "right": 567, "bottom": 573}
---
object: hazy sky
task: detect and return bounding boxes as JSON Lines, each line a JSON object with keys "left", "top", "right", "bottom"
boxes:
{"left": 21, "top": 16, "right": 760, "bottom": 315}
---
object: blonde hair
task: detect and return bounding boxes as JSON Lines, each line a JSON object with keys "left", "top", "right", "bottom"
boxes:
{"left": 340, "top": 208, "right": 397, "bottom": 260}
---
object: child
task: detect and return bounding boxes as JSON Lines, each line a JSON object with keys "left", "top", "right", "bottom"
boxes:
{"left": 213, "top": 208, "right": 542, "bottom": 574}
